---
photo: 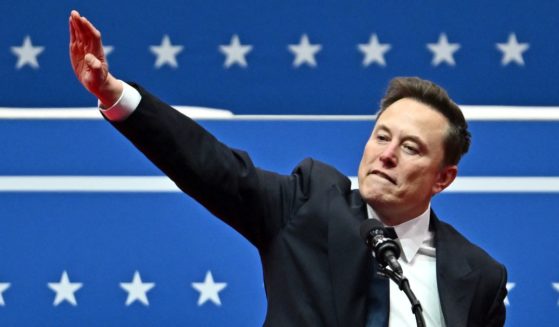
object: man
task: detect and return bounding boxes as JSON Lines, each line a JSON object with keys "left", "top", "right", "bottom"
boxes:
{"left": 69, "top": 10, "right": 507, "bottom": 326}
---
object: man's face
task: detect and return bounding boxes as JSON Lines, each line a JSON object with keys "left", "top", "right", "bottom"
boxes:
{"left": 357, "top": 98, "right": 457, "bottom": 224}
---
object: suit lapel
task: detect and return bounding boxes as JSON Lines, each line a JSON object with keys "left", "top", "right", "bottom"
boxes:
{"left": 327, "top": 186, "right": 370, "bottom": 326}
{"left": 433, "top": 213, "right": 480, "bottom": 327}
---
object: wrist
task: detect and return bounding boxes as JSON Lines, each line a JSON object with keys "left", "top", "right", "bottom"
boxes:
{"left": 96, "top": 74, "right": 124, "bottom": 108}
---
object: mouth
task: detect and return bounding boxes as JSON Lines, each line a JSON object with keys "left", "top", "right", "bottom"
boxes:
{"left": 369, "top": 170, "right": 397, "bottom": 185}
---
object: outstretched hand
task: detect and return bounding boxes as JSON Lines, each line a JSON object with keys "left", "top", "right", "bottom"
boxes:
{"left": 69, "top": 10, "right": 122, "bottom": 107}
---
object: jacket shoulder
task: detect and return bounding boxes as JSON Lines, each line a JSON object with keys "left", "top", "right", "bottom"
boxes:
{"left": 435, "top": 218, "right": 506, "bottom": 278}
{"left": 290, "top": 157, "right": 352, "bottom": 197}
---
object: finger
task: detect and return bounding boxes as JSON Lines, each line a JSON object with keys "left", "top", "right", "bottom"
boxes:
{"left": 69, "top": 16, "right": 73, "bottom": 43}
{"left": 81, "top": 17, "right": 104, "bottom": 57}
{"left": 70, "top": 17, "right": 85, "bottom": 56}
{"left": 73, "top": 14, "right": 89, "bottom": 44}
{"left": 80, "top": 16, "right": 105, "bottom": 58}
{"left": 69, "top": 15, "right": 77, "bottom": 45}
{"left": 79, "top": 16, "right": 95, "bottom": 41}
{"left": 82, "top": 16, "right": 102, "bottom": 40}
{"left": 71, "top": 14, "right": 85, "bottom": 44}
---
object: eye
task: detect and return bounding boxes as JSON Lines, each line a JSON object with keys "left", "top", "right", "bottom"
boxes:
{"left": 402, "top": 143, "right": 419, "bottom": 155}
{"left": 376, "top": 133, "right": 390, "bottom": 142}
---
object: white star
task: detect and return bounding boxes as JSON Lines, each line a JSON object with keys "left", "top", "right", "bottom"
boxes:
{"left": 103, "top": 45, "right": 114, "bottom": 57}
{"left": 219, "top": 35, "right": 253, "bottom": 68}
{"left": 426, "top": 33, "right": 461, "bottom": 66}
{"left": 191, "top": 271, "right": 227, "bottom": 306}
{"left": 288, "top": 34, "right": 322, "bottom": 68}
{"left": 358, "top": 34, "right": 391, "bottom": 67}
{"left": 150, "top": 35, "right": 184, "bottom": 68}
{"left": 120, "top": 271, "right": 155, "bottom": 306}
{"left": 0, "top": 283, "right": 11, "bottom": 306}
{"left": 496, "top": 33, "right": 530, "bottom": 66}
{"left": 553, "top": 283, "right": 559, "bottom": 306}
{"left": 11, "top": 35, "right": 45, "bottom": 69}
{"left": 504, "top": 282, "right": 515, "bottom": 306}
{"left": 47, "top": 271, "right": 83, "bottom": 306}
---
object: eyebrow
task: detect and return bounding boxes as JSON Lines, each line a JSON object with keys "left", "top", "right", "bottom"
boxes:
{"left": 375, "top": 124, "right": 428, "bottom": 149}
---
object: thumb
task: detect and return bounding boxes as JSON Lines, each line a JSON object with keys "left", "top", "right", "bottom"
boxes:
{"left": 83, "top": 53, "right": 110, "bottom": 96}
{"left": 84, "top": 53, "right": 103, "bottom": 71}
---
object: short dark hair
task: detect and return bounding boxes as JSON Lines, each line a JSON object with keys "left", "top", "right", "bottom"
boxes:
{"left": 378, "top": 77, "right": 471, "bottom": 166}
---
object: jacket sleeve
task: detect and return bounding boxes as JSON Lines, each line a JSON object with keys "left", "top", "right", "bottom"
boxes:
{"left": 108, "top": 83, "right": 309, "bottom": 248}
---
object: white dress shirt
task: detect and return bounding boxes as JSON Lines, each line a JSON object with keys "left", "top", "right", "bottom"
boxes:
{"left": 99, "top": 80, "right": 141, "bottom": 121}
{"left": 367, "top": 205, "right": 446, "bottom": 327}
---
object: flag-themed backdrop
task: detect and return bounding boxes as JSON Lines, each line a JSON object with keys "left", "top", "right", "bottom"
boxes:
{"left": 1, "top": 0, "right": 558, "bottom": 326}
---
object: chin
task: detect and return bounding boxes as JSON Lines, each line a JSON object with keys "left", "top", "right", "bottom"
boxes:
{"left": 359, "top": 186, "right": 389, "bottom": 205}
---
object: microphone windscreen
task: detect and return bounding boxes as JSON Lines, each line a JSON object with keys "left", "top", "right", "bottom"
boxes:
{"left": 359, "top": 219, "right": 384, "bottom": 241}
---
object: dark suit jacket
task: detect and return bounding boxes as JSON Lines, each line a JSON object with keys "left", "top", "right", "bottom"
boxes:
{"left": 110, "top": 83, "right": 507, "bottom": 326}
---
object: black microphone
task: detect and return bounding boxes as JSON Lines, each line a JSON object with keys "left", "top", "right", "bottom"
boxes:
{"left": 360, "top": 219, "right": 403, "bottom": 275}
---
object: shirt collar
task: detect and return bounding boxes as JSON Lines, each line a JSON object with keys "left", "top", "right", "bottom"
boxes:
{"left": 366, "top": 204, "right": 431, "bottom": 263}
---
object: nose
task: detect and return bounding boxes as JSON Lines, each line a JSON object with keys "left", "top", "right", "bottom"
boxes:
{"left": 379, "top": 142, "right": 398, "bottom": 167}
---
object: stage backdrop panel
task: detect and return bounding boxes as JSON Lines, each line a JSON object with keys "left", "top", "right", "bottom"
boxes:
{"left": 0, "top": 118, "right": 557, "bottom": 326}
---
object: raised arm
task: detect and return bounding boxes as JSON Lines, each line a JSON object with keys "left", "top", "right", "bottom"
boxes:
{"left": 66, "top": 11, "right": 322, "bottom": 249}
{"left": 69, "top": 10, "right": 122, "bottom": 107}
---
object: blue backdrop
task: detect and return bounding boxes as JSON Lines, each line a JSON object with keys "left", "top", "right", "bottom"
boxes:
{"left": 0, "top": 1, "right": 558, "bottom": 326}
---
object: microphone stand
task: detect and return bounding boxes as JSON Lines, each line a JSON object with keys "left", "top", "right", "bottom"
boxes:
{"left": 377, "top": 265, "right": 426, "bottom": 327}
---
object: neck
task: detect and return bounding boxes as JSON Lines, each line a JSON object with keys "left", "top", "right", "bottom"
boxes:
{"left": 370, "top": 203, "right": 430, "bottom": 226}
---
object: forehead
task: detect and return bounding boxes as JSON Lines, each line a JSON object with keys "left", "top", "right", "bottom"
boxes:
{"left": 374, "top": 98, "right": 449, "bottom": 142}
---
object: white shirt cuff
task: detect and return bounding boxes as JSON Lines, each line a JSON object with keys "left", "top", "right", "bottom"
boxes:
{"left": 99, "top": 80, "right": 142, "bottom": 122}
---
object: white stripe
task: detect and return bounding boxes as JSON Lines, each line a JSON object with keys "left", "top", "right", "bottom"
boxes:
{"left": 0, "top": 176, "right": 558, "bottom": 193}
{"left": 1, "top": 106, "right": 559, "bottom": 121}
{"left": 222, "top": 106, "right": 559, "bottom": 121}
{"left": 0, "top": 176, "right": 179, "bottom": 192}
{"left": 0, "top": 107, "right": 233, "bottom": 120}
{"left": 445, "top": 177, "right": 559, "bottom": 193}
{"left": 461, "top": 106, "right": 559, "bottom": 121}
{"left": 349, "top": 176, "right": 559, "bottom": 193}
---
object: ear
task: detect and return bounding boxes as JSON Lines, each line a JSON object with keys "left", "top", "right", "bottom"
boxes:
{"left": 432, "top": 165, "right": 457, "bottom": 195}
